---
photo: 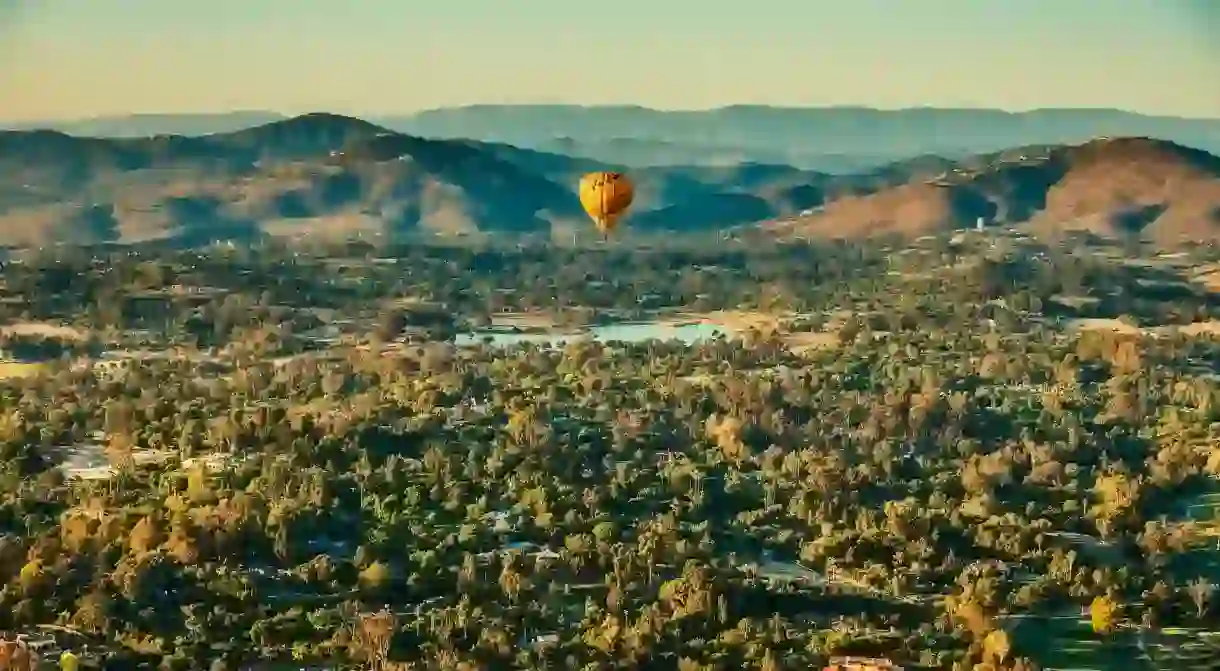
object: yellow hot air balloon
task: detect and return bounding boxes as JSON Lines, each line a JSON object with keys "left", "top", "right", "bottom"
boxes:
{"left": 578, "top": 171, "right": 634, "bottom": 235}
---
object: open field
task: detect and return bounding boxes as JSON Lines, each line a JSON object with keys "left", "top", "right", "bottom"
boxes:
{"left": 0, "top": 361, "right": 48, "bottom": 379}
{"left": 1014, "top": 614, "right": 1220, "bottom": 671}
{"left": 1067, "top": 317, "right": 1144, "bottom": 334}
{"left": 488, "top": 310, "right": 570, "bottom": 331}
{"left": 1164, "top": 320, "right": 1220, "bottom": 338}
{"left": 0, "top": 321, "right": 86, "bottom": 340}
{"left": 1068, "top": 317, "right": 1220, "bottom": 340}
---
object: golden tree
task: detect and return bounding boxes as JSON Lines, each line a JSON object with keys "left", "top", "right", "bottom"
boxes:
{"left": 1090, "top": 594, "right": 1120, "bottom": 634}
{"left": 128, "top": 516, "right": 162, "bottom": 556}
{"left": 351, "top": 609, "right": 396, "bottom": 670}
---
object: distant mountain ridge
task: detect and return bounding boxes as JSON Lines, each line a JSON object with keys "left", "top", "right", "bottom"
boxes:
{"left": 3, "top": 113, "right": 1220, "bottom": 247}
{"left": 4, "top": 111, "right": 289, "bottom": 139}
{"left": 10, "top": 106, "right": 1218, "bottom": 172}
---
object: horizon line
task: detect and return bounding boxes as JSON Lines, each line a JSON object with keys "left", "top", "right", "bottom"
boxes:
{"left": 7, "top": 103, "right": 1220, "bottom": 126}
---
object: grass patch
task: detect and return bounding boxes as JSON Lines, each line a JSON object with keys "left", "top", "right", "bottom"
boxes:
{"left": 1014, "top": 613, "right": 1220, "bottom": 670}
{"left": 0, "top": 361, "right": 48, "bottom": 379}
{"left": 0, "top": 321, "right": 85, "bottom": 340}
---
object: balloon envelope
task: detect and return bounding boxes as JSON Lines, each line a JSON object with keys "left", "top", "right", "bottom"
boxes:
{"left": 578, "top": 172, "right": 634, "bottom": 234}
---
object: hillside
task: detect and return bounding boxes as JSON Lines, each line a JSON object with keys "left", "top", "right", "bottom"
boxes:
{"left": 3, "top": 115, "right": 1220, "bottom": 247}
{"left": 13, "top": 106, "right": 1220, "bottom": 172}
{"left": 767, "top": 137, "right": 1220, "bottom": 244}
{"left": 0, "top": 114, "right": 859, "bottom": 246}
{"left": 0, "top": 114, "right": 594, "bottom": 246}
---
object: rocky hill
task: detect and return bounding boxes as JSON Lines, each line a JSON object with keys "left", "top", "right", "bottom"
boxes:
{"left": 0, "top": 114, "right": 847, "bottom": 246}
{"left": 0, "top": 114, "right": 594, "bottom": 246}
{"left": 766, "top": 137, "right": 1220, "bottom": 244}
{"left": 2, "top": 114, "right": 1219, "bottom": 247}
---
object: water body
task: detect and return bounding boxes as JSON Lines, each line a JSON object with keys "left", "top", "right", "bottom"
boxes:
{"left": 455, "top": 321, "right": 729, "bottom": 347}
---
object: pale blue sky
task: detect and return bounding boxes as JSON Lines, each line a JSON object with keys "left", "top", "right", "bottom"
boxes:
{"left": 2, "top": 0, "right": 1218, "bottom": 122}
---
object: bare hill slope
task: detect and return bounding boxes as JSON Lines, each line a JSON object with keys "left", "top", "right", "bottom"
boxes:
{"left": 0, "top": 114, "right": 590, "bottom": 245}
{"left": 3, "top": 116, "right": 1219, "bottom": 247}
{"left": 768, "top": 138, "right": 1220, "bottom": 243}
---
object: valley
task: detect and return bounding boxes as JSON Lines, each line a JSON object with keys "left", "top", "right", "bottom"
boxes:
{"left": 0, "top": 234, "right": 1219, "bottom": 667}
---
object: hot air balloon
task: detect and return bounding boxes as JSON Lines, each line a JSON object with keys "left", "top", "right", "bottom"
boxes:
{"left": 578, "top": 171, "right": 634, "bottom": 236}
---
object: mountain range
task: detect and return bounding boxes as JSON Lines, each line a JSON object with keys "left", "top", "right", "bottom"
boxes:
{"left": 2, "top": 110, "right": 1220, "bottom": 247}
{"left": 10, "top": 105, "right": 1220, "bottom": 172}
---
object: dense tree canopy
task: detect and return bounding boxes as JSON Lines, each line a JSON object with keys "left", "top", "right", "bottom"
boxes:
{"left": 0, "top": 233, "right": 1219, "bottom": 669}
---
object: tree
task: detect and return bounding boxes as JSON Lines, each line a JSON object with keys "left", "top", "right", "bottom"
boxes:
{"left": 951, "top": 597, "right": 992, "bottom": 639}
{"left": 1090, "top": 594, "right": 1120, "bottom": 634}
{"left": 375, "top": 309, "right": 408, "bottom": 340}
{"left": 982, "top": 628, "right": 1012, "bottom": 665}
{"left": 1188, "top": 578, "right": 1215, "bottom": 619}
{"left": 129, "top": 516, "right": 162, "bottom": 556}
{"left": 359, "top": 561, "right": 391, "bottom": 591}
{"left": 351, "top": 610, "right": 396, "bottom": 669}
{"left": 759, "top": 646, "right": 781, "bottom": 671}
{"left": 498, "top": 563, "right": 523, "bottom": 603}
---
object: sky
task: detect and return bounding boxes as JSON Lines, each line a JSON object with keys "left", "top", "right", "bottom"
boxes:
{"left": 2, "top": 0, "right": 1219, "bottom": 123}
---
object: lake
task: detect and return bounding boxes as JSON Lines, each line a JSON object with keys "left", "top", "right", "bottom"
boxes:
{"left": 454, "top": 321, "right": 730, "bottom": 347}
